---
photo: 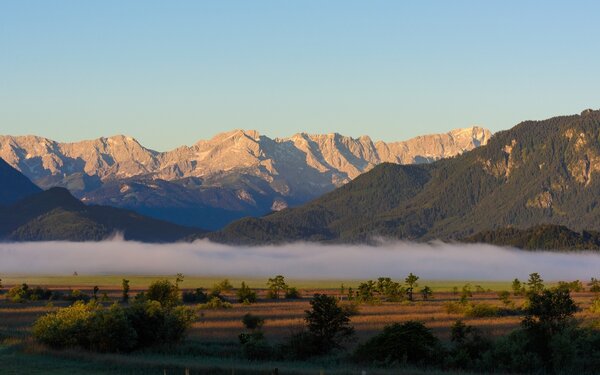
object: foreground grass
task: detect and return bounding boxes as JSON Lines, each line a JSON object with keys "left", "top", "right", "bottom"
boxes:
{"left": 0, "top": 338, "right": 472, "bottom": 375}
{"left": 0, "top": 276, "right": 592, "bottom": 374}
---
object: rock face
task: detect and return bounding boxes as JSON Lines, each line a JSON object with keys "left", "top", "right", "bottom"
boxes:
{"left": 0, "top": 127, "right": 491, "bottom": 229}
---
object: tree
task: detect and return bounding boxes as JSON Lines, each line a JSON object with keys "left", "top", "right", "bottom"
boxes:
{"left": 237, "top": 282, "right": 257, "bottom": 303}
{"left": 511, "top": 278, "right": 523, "bottom": 295}
{"left": 523, "top": 288, "right": 578, "bottom": 335}
{"left": 122, "top": 279, "right": 130, "bottom": 303}
{"left": 93, "top": 286, "right": 99, "bottom": 301}
{"left": 146, "top": 279, "right": 181, "bottom": 308}
{"left": 527, "top": 273, "right": 544, "bottom": 295}
{"left": 405, "top": 273, "right": 420, "bottom": 301}
{"left": 421, "top": 286, "right": 433, "bottom": 300}
{"left": 267, "top": 275, "right": 287, "bottom": 299}
{"left": 285, "top": 287, "right": 301, "bottom": 299}
{"left": 212, "top": 279, "right": 233, "bottom": 294}
{"left": 304, "top": 294, "right": 354, "bottom": 354}
{"left": 353, "top": 321, "right": 440, "bottom": 365}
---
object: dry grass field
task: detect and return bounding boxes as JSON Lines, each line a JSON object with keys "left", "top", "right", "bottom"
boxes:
{"left": 1, "top": 275, "right": 599, "bottom": 374}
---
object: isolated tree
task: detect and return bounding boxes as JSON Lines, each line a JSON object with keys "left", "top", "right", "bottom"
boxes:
{"left": 213, "top": 279, "right": 233, "bottom": 294}
{"left": 121, "top": 279, "right": 130, "bottom": 303}
{"left": 511, "top": 278, "right": 523, "bottom": 296}
{"left": 420, "top": 286, "right": 433, "bottom": 300}
{"left": 527, "top": 273, "right": 544, "bottom": 295}
{"left": 405, "top": 273, "right": 420, "bottom": 301}
{"left": 267, "top": 275, "right": 288, "bottom": 299}
{"left": 305, "top": 294, "right": 354, "bottom": 353}
{"left": 237, "top": 282, "right": 257, "bottom": 303}
{"left": 523, "top": 288, "right": 578, "bottom": 335}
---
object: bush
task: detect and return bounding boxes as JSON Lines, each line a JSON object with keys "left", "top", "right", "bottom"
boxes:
{"left": 146, "top": 280, "right": 180, "bottom": 308}
{"left": 242, "top": 313, "right": 264, "bottom": 330}
{"left": 87, "top": 304, "right": 137, "bottom": 352}
{"left": 63, "top": 289, "right": 90, "bottom": 303}
{"left": 182, "top": 288, "right": 208, "bottom": 303}
{"left": 444, "top": 301, "right": 468, "bottom": 314}
{"left": 353, "top": 321, "right": 441, "bottom": 365}
{"left": 33, "top": 301, "right": 95, "bottom": 348}
{"left": 6, "top": 283, "right": 53, "bottom": 302}
{"left": 199, "top": 296, "right": 232, "bottom": 310}
{"left": 33, "top": 300, "right": 196, "bottom": 352}
{"left": 240, "top": 332, "right": 272, "bottom": 360}
{"left": 284, "top": 287, "right": 301, "bottom": 299}
{"left": 465, "top": 303, "right": 500, "bottom": 318}
{"left": 237, "top": 282, "right": 257, "bottom": 303}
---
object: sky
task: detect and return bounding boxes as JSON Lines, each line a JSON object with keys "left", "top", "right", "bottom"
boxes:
{"left": 1, "top": 1, "right": 600, "bottom": 151}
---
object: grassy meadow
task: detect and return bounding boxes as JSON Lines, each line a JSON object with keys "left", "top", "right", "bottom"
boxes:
{"left": 1, "top": 275, "right": 598, "bottom": 374}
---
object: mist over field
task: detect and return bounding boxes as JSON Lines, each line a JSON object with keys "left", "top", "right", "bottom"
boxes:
{"left": 1, "top": 239, "right": 599, "bottom": 280}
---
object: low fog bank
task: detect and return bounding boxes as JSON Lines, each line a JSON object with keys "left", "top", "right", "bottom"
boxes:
{"left": 0, "top": 239, "right": 599, "bottom": 280}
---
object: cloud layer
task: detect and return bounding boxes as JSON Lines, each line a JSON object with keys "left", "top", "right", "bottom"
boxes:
{"left": 1, "top": 239, "right": 599, "bottom": 280}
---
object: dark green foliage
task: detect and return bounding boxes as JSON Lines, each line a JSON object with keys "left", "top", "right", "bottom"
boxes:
{"left": 239, "top": 314, "right": 271, "bottom": 360}
{"left": 526, "top": 272, "right": 545, "bottom": 295}
{"left": 405, "top": 273, "right": 419, "bottom": 301}
{"left": 266, "top": 275, "right": 287, "bottom": 299}
{"left": 557, "top": 280, "right": 584, "bottom": 292}
{"left": 63, "top": 289, "right": 90, "bottom": 303}
{"left": 353, "top": 277, "right": 405, "bottom": 303}
{"left": 6, "top": 283, "right": 53, "bottom": 302}
{"left": 121, "top": 279, "right": 130, "bottom": 303}
{"left": 236, "top": 282, "right": 257, "bottom": 303}
{"left": 212, "top": 279, "right": 233, "bottom": 294}
{"left": 447, "top": 320, "right": 492, "bottom": 369}
{"left": 182, "top": 288, "right": 208, "bottom": 303}
{"left": 125, "top": 300, "right": 196, "bottom": 347}
{"left": 512, "top": 278, "right": 524, "bottom": 295}
{"left": 303, "top": 294, "right": 354, "bottom": 355}
{"left": 239, "top": 332, "right": 272, "bottom": 361}
{"left": 353, "top": 321, "right": 441, "bottom": 365}
{"left": 86, "top": 304, "right": 138, "bottom": 352}
{"left": 284, "top": 287, "right": 300, "bottom": 299}
{"left": 465, "top": 224, "right": 600, "bottom": 250}
{"left": 33, "top": 300, "right": 196, "bottom": 352}
{"left": 145, "top": 279, "right": 180, "bottom": 308}
{"left": 420, "top": 286, "right": 433, "bottom": 300}
{"left": 241, "top": 313, "right": 264, "bottom": 330}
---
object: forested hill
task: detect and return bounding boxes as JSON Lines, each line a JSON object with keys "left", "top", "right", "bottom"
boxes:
{"left": 0, "top": 158, "right": 205, "bottom": 242}
{"left": 212, "top": 109, "right": 600, "bottom": 244}
{"left": 463, "top": 225, "right": 600, "bottom": 251}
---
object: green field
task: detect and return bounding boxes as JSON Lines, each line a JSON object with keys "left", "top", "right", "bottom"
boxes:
{"left": 0, "top": 274, "right": 515, "bottom": 292}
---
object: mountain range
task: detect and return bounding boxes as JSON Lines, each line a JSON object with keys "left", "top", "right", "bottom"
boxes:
{"left": 0, "top": 158, "right": 203, "bottom": 242}
{"left": 0, "top": 127, "right": 490, "bottom": 230}
{"left": 211, "top": 109, "right": 600, "bottom": 245}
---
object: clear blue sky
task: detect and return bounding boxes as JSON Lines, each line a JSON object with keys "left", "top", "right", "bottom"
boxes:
{"left": 1, "top": 1, "right": 599, "bottom": 151}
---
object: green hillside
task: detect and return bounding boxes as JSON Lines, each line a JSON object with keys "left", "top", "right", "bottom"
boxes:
{"left": 0, "top": 187, "right": 205, "bottom": 242}
{"left": 213, "top": 109, "right": 600, "bottom": 244}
